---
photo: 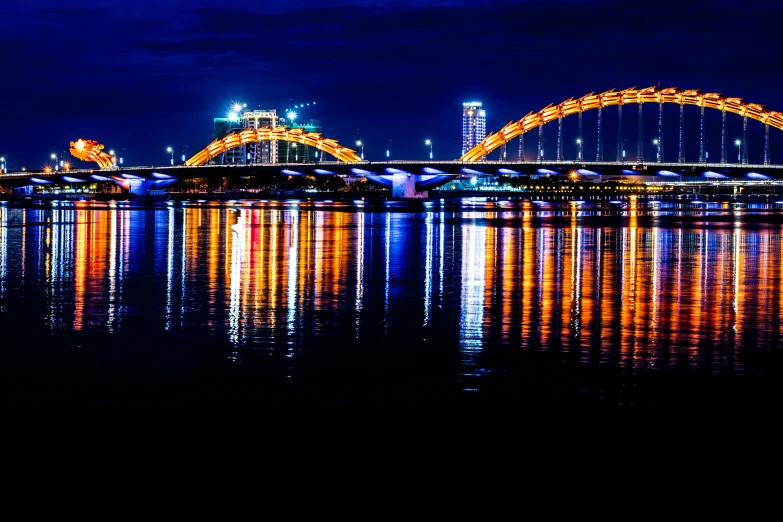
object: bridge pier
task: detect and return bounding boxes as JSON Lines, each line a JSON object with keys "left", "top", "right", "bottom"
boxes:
{"left": 391, "top": 174, "right": 428, "bottom": 199}
{"left": 114, "top": 175, "right": 176, "bottom": 197}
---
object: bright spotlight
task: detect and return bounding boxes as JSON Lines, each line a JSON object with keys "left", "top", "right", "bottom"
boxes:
{"left": 287, "top": 111, "right": 297, "bottom": 121}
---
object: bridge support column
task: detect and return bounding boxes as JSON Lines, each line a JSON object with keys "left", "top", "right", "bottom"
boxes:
{"left": 765, "top": 124, "right": 770, "bottom": 165}
{"left": 657, "top": 102, "right": 664, "bottom": 163}
{"left": 596, "top": 107, "right": 603, "bottom": 161}
{"left": 678, "top": 103, "right": 685, "bottom": 163}
{"left": 637, "top": 104, "right": 643, "bottom": 162}
{"left": 699, "top": 106, "right": 705, "bottom": 164}
{"left": 616, "top": 104, "right": 623, "bottom": 162}
{"left": 391, "top": 174, "right": 428, "bottom": 199}
{"left": 519, "top": 134, "right": 525, "bottom": 162}
{"left": 721, "top": 110, "right": 727, "bottom": 164}
{"left": 557, "top": 117, "right": 563, "bottom": 161}
{"left": 743, "top": 115, "right": 749, "bottom": 164}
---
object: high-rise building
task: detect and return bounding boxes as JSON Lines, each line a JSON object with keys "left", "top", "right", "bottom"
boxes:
{"left": 212, "top": 117, "right": 242, "bottom": 164}
{"left": 243, "top": 109, "right": 278, "bottom": 163}
{"left": 462, "top": 102, "right": 486, "bottom": 156}
{"left": 212, "top": 108, "right": 278, "bottom": 164}
{"left": 277, "top": 119, "right": 322, "bottom": 163}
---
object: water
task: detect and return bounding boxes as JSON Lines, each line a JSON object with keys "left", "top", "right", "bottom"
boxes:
{"left": 1, "top": 199, "right": 781, "bottom": 408}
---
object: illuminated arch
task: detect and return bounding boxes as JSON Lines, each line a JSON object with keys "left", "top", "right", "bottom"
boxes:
{"left": 185, "top": 125, "right": 362, "bottom": 165}
{"left": 69, "top": 139, "right": 114, "bottom": 169}
{"left": 459, "top": 86, "right": 783, "bottom": 162}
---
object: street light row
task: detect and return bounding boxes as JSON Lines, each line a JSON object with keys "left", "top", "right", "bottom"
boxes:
{"left": 355, "top": 139, "right": 433, "bottom": 161}
{"left": 162, "top": 139, "right": 437, "bottom": 166}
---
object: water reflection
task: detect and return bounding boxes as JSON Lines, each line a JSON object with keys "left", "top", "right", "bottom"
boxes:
{"left": 0, "top": 203, "right": 781, "bottom": 402}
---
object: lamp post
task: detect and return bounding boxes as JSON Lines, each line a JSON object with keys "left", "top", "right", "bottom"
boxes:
{"left": 653, "top": 139, "right": 660, "bottom": 162}
{"left": 425, "top": 139, "right": 433, "bottom": 160}
{"left": 166, "top": 146, "right": 173, "bottom": 165}
{"left": 109, "top": 149, "right": 117, "bottom": 167}
{"left": 576, "top": 139, "right": 582, "bottom": 162}
{"left": 51, "top": 153, "right": 58, "bottom": 171}
{"left": 386, "top": 140, "right": 391, "bottom": 160}
{"left": 735, "top": 139, "right": 741, "bottom": 163}
{"left": 356, "top": 140, "right": 364, "bottom": 160}
{"left": 0, "top": 156, "right": 6, "bottom": 173}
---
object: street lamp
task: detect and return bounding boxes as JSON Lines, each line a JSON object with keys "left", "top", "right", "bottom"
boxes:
{"left": 386, "top": 140, "right": 391, "bottom": 159}
{"left": 356, "top": 140, "right": 364, "bottom": 160}
{"left": 425, "top": 139, "right": 433, "bottom": 160}
{"left": 735, "top": 139, "right": 741, "bottom": 163}
{"left": 576, "top": 139, "right": 582, "bottom": 161}
{"left": 109, "top": 149, "right": 117, "bottom": 167}
{"left": 166, "top": 146, "right": 173, "bottom": 165}
{"left": 0, "top": 156, "right": 6, "bottom": 173}
{"left": 51, "top": 153, "right": 58, "bottom": 171}
{"left": 653, "top": 139, "right": 660, "bottom": 162}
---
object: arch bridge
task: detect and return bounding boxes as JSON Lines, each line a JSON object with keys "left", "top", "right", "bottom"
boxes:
{"left": 461, "top": 86, "right": 783, "bottom": 168}
{"left": 5, "top": 86, "right": 783, "bottom": 198}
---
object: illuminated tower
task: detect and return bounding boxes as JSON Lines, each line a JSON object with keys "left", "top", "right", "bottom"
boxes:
{"left": 462, "top": 102, "right": 486, "bottom": 157}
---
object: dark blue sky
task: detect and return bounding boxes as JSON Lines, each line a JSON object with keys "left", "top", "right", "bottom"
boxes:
{"left": 1, "top": 0, "right": 781, "bottom": 169}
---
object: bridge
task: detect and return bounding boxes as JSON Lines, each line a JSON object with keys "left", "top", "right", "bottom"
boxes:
{"left": 3, "top": 86, "right": 783, "bottom": 198}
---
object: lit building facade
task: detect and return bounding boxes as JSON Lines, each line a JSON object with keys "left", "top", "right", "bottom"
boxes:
{"left": 212, "top": 109, "right": 279, "bottom": 164}
{"left": 243, "top": 110, "right": 278, "bottom": 163}
{"left": 277, "top": 119, "right": 322, "bottom": 163}
{"left": 462, "top": 102, "right": 486, "bottom": 156}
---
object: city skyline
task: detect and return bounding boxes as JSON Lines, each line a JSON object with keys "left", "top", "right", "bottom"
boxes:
{"left": 1, "top": 0, "right": 781, "bottom": 168}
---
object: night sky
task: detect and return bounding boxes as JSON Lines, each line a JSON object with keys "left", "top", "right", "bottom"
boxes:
{"left": 2, "top": 0, "right": 781, "bottom": 170}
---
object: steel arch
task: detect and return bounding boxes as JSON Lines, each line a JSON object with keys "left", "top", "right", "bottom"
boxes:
{"left": 459, "top": 86, "right": 783, "bottom": 162}
{"left": 185, "top": 126, "right": 362, "bottom": 165}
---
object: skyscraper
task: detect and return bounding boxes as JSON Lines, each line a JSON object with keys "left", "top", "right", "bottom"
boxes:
{"left": 243, "top": 109, "right": 278, "bottom": 163}
{"left": 462, "top": 102, "right": 486, "bottom": 156}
